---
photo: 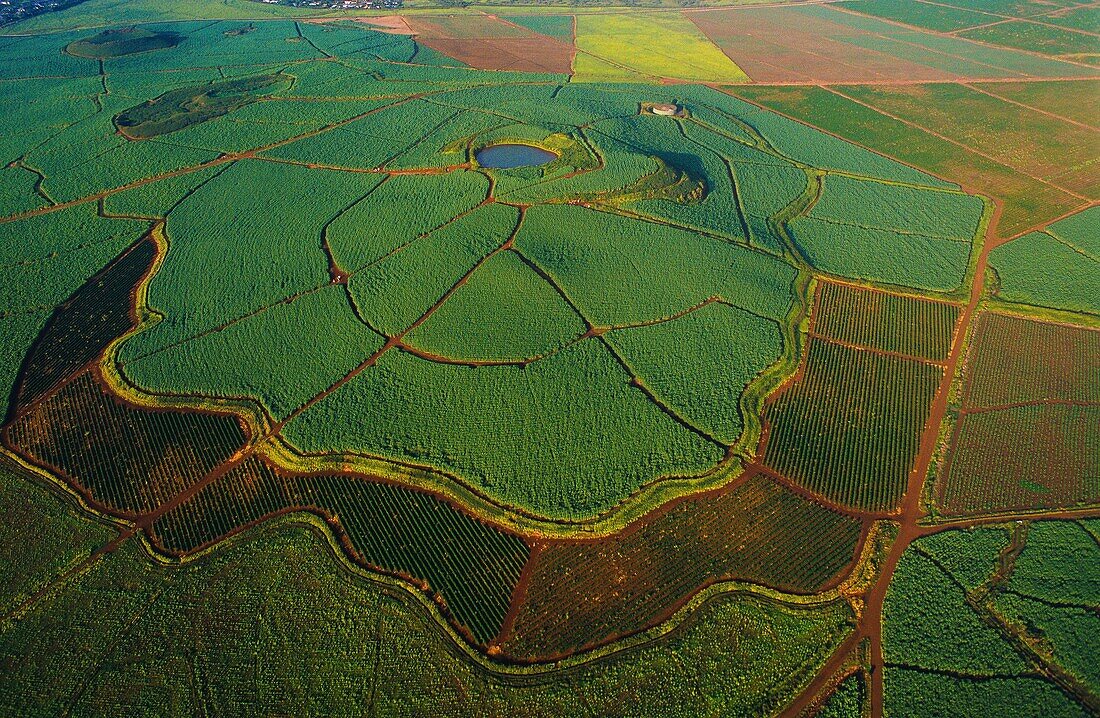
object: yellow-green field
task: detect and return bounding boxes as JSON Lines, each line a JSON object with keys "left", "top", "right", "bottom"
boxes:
{"left": 574, "top": 13, "right": 748, "bottom": 83}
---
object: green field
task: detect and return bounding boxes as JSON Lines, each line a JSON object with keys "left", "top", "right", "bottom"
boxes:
{"left": 989, "top": 206, "right": 1100, "bottom": 316}
{"left": 0, "top": 21, "right": 981, "bottom": 521}
{"left": 736, "top": 84, "right": 1089, "bottom": 237}
{"left": 0, "top": 2, "right": 1097, "bottom": 715}
{"left": 884, "top": 523, "right": 1100, "bottom": 716}
{"left": 0, "top": 458, "right": 856, "bottom": 717}
{"left": 841, "top": 0, "right": 999, "bottom": 32}
{"left": 961, "top": 20, "right": 1100, "bottom": 60}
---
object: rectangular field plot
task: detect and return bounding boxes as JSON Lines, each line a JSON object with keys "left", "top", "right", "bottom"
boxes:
{"left": 838, "top": 0, "right": 1000, "bottom": 32}
{"left": 833, "top": 84, "right": 1100, "bottom": 201}
{"left": 934, "top": 312, "right": 1100, "bottom": 517}
{"left": 1044, "top": 5, "right": 1100, "bottom": 34}
{"left": 689, "top": 6, "right": 956, "bottom": 84}
{"left": 813, "top": 281, "right": 961, "bottom": 362}
{"left": 503, "top": 14, "right": 574, "bottom": 43}
{"left": 937, "top": 405, "right": 1099, "bottom": 516}
{"left": 736, "top": 85, "right": 1089, "bottom": 237}
{"left": 970, "top": 80, "right": 1100, "bottom": 129}
{"left": 688, "top": 3, "right": 1095, "bottom": 84}
{"left": 960, "top": 20, "right": 1100, "bottom": 61}
{"left": 763, "top": 336, "right": 944, "bottom": 513}
{"left": 963, "top": 312, "right": 1100, "bottom": 408}
{"left": 501, "top": 472, "right": 863, "bottom": 660}
{"left": 989, "top": 206, "right": 1100, "bottom": 317}
{"left": 407, "top": 14, "right": 532, "bottom": 40}
{"left": 574, "top": 12, "right": 748, "bottom": 83}
{"left": 404, "top": 14, "right": 573, "bottom": 73}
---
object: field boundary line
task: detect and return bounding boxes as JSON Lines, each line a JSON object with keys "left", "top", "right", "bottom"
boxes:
{"left": 960, "top": 81, "right": 1100, "bottom": 131}
{"left": 806, "top": 331, "right": 949, "bottom": 368}
{"left": 816, "top": 85, "right": 1091, "bottom": 201}
{"left": 961, "top": 397, "right": 1100, "bottom": 414}
{"left": 830, "top": 1, "right": 1100, "bottom": 72}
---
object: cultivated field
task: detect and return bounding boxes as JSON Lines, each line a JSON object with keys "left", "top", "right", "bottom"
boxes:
{"left": 0, "top": 1, "right": 1096, "bottom": 716}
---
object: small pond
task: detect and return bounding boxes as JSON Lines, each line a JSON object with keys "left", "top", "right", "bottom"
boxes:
{"left": 476, "top": 143, "right": 557, "bottom": 169}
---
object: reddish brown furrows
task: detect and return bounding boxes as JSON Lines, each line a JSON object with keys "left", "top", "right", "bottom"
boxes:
{"left": 500, "top": 472, "right": 865, "bottom": 661}
{"left": 12, "top": 237, "right": 158, "bottom": 411}
{"left": 760, "top": 280, "right": 961, "bottom": 517}
{"left": 935, "top": 311, "right": 1100, "bottom": 517}
{"left": 6, "top": 368, "right": 247, "bottom": 518}
{"left": 963, "top": 312, "right": 1100, "bottom": 408}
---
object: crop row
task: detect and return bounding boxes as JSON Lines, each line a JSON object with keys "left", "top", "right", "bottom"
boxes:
{"left": 501, "top": 473, "right": 862, "bottom": 660}
{"left": 765, "top": 338, "right": 942, "bottom": 512}
{"left": 7, "top": 370, "right": 247, "bottom": 516}
{"left": 153, "top": 456, "right": 530, "bottom": 646}
{"left": 964, "top": 312, "right": 1100, "bottom": 408}
{"left": 936, "top": 404, "right": 1099, "bottom": 517}
{"left": 814, "top": 281, "right": 960, "bottom": 362}
{"left": 17, "top": 237, "right": 156, "bottom": 408}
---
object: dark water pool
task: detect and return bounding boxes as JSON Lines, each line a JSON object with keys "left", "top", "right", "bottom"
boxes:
{"left": 475, "top": 143, "right": 557, "bottom": 169}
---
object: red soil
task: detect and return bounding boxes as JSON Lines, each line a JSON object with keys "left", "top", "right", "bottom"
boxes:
{"left": 501, "top": 472, "right": 866, "bottom": 661}
{"left": 353, "top": 16, "right": 414, "bottom": 35}
{"left": 417, "top": 37, "right": 573, "bottom": 74}
{"left": 689, "top": 7, "right": 961, "bottom": 84}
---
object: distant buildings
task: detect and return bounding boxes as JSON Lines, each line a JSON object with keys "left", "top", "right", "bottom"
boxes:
{"left": 259, "top": 0, "right": 401, "bottom": 8}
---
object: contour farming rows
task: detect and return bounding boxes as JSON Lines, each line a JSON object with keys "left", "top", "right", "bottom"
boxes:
{"left": 2, "top": 234, "right": 870, "bottom": 662}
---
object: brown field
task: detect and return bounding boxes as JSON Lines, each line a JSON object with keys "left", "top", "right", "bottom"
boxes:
{"left": 417, "top": 37, "right": 572, "bottom": 74}
{"left": 355, "top": 16, "right": 414, "bottom": 35}
{"left": 500, "top": 472, "right": 864, "bottom": 661}
{"left": 14, "top": 238, "right": 157, "bottom": 408}
{"left": 405, "top": 15, "right": 573, "bottom": 73}
{"left": 963, "top": 312, "right": 1100, "bottom": 408}
{"left": 934, "top": 312, "right": 1100, "bottom": 517}
{"left": 689, "top": 7, "right": 960, "bottom": 84}
{"left": 6, "top": 369, "right": 248, "bottom": 518}
{"left": 406, "top": 14, "right": 532, "bottom": 40}
{"left": 936, "top": 404, "right": 1099, "bottom": 516}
